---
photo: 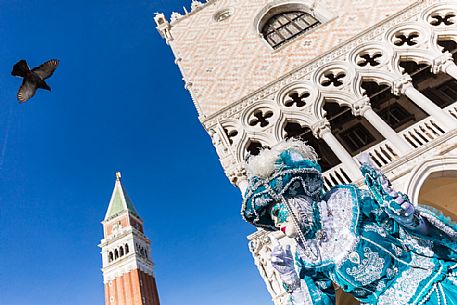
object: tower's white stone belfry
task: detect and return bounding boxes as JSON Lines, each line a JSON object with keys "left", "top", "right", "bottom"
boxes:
{"left": 156, "top": 1, "right": 457, "bottom": 304}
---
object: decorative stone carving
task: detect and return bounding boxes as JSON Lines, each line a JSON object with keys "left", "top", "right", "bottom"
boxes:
{"left": 191, "top": 0, "right": 204, "bottom": 11}
{"left": 209, "top": 129, "right": 229, "bottom": 158}
{"left": 249, "top": 232, "right": 285, "bottom": 299}
{"left": 391, "top": 74, "right": 413, "bottom": 96}
{"left": 352, "top": 97, "right": 372, "bottom": 117}
{"left": 227, "top": 163, "right": 247, "bottom": 185}
{"left": 170, "top": 12, "right": 183, "bottom": 23}
{"left": 311, "top": 119, "right": 332, "bottom": 138}
{"left": 431, "top": 52, "right": 454, "bottom": 74}
{"left": 154, "top": 13, "right": 173, "bottom": 43}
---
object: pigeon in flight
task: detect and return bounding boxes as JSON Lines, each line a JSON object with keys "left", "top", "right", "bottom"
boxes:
{"left": 11, "top": 59, "right": 59, "bottom": 103}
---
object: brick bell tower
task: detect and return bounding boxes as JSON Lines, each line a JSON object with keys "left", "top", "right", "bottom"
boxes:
{"left": 99, "top": 172, "right": 160, "bottom": 305}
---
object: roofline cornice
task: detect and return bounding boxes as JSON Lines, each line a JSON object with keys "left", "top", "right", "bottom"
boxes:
{"left": 165, "top": 0, "right": 221, "bottom": 27}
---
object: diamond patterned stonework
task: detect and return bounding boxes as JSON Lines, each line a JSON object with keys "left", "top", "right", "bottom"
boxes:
{"left": 165, "top": 0, "right": 416, "bottom": 119}
{"left": 157, "top": 1, "right": 457, "bottom": 305}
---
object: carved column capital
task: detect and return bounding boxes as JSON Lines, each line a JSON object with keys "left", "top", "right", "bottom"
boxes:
{"left": 431, "top": 52, "right": 454, "bottom": 75}
{"left": 209, "top": 129, "right": 230, "bottom": 158}
{"left": 352, "top": 97, "right": 372, "bottom": 117}
{"left": 311, "top": 119, "right": 331, "bottom": 138}
{"left": 391, "top": 74, "right": 413, "bottom": 96}
{"left": 227, "top": 163, "right": 247, "bottom": 186}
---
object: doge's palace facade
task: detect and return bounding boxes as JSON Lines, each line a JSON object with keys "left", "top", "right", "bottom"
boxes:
{"left": 156, "top": 1, "right": 457, "bottom": 304}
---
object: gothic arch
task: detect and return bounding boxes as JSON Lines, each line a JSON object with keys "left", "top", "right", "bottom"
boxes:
{"left": 406, "top": 156, "right": 457, "bottom": 203}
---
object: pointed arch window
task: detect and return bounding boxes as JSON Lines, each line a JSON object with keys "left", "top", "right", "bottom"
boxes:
{"left": 262, "top": 11, "right": 320, "bottom": 48}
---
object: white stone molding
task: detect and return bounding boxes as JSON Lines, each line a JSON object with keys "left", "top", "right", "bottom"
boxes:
{"left": 406, "top": 156, "right": 457, "bottom": 204}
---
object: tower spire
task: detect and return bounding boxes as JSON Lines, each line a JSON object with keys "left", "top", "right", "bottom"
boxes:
{"left": 104, "top": 172, "right": 139, "bottom": 221}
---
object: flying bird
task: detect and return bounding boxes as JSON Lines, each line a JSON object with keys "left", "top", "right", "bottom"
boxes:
{"left": 11, "top": 59, "right": 59, "bottom": 103}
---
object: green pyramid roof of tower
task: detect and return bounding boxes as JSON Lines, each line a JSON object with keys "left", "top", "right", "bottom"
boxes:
{"left": 104, "top": 173, "right": 139, "bottom": 221}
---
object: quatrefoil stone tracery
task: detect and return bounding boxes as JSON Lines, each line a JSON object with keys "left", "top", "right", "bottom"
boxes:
{"left": 249, "top": 109, "right": 274, "bottom": 127}
{"left": 320, "top": 70, "right": 347, "bottom": 87}
{"left": 223, "top": 128, "right": 239, "bottom": 145}
{"left": 429, "top": 12, "right": 456, "bottom": 26}
{"left": 392, "top": 31, "right": 420, "bottom": 47}
{"left": 284, "top": 90, "right": 310, "bottom": 107}
{"left": 357, "top": 52, "right": 383, "bottom": 67}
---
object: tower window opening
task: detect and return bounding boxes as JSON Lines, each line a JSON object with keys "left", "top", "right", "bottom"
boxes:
{"left": 114, "top": 249, "right": 119, "bottom": 259}
{"left": 109, "top": 252, "right": 114, "bottom": 263}
{"left": 125, "top": 244, "right": 129, "bottom": 254}
{"left": 262, "top": 11, "right": 320, "bottom": 49}
{"left": 120, "top": 246, "right": 124, "bottom": 257}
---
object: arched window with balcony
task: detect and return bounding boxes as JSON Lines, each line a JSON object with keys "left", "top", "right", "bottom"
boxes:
{"left": 400, "top": 60, "right": 457, "bottom": 109}
{"left": 323, "top": 101, "right": 384, "bottom": 156}
{"left": 361, "top": 80, "right": 428, "bottom": 132}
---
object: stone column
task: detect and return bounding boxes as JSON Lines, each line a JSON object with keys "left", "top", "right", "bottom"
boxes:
{"left": 432, "top": 53, "right": 457, "bottom": 81}
{"left": 311, "top": 120, "right": 363, "bottom": 180}
{"left": 352, "top": 97, "right": 411, "bottom": 154}
{"left": 228, "top": 164, "right": 249, "bottom": 197}
{"left": 392, "top": 75, "right": 457, "bottom": 130}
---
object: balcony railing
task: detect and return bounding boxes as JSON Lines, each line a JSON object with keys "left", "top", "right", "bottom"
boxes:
{"left": 322, "top": 101, "right": 457, "bottom": 190}
{"left": 400, "top": 117, "right": 446, "bottom": 149}
{"left": 322, "top": 163, "right": 352, "bottom": 191}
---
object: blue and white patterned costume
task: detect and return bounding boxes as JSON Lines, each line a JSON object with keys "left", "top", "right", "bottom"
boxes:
{"left": 242, "top": 141, "right": 457, "bottom": 305}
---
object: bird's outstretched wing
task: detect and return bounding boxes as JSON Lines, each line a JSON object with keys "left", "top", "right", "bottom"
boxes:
{"left": 32, "top": 59, "right": 59, "bottom": 80}
{"left": 17, "top": 79, "right": 37, "bottom": 103}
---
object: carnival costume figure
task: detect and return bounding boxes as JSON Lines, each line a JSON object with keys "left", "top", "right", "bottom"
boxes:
{"left": 241, "top": 139, "right": 457, "bottom": 305}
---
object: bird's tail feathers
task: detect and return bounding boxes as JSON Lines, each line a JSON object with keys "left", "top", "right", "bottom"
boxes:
{"left": 11, "top": 60, "right": 30, "bottom": 77}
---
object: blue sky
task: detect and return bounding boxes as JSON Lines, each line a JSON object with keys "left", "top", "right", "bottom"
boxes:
{"left": 0, "top": 1, "right": 272, "bottom": 304}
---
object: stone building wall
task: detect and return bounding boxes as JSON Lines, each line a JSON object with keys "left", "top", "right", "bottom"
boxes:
{"left": 164, "top": 0, "right": 416, "bottom": 118}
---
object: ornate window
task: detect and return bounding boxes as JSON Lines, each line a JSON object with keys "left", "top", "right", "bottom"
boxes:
{"left": 378, "top": 104, "right": 414, "bottom": 130}
{"left": 362, "top": 80, "right": 427, "bottom": 132}
{"left": 340, "top": 123, "right": 376, "bottom": 153}
{"left": 261, "top": 11, "right": 320, "bottom": 48}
